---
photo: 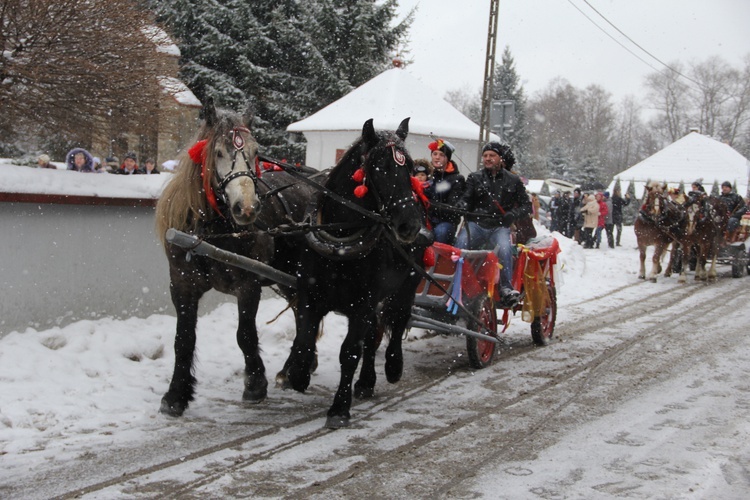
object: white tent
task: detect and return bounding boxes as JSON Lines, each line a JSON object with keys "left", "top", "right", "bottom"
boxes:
{"left": 608, "top": 131, "right": 750, "bottom": 198}
{"left": 287, "top": 67, "right": 500, "bottom": 175}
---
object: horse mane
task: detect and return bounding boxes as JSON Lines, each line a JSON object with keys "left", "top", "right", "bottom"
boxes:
{"left": 155, "top": 112, "right": 237, "bottom": 246}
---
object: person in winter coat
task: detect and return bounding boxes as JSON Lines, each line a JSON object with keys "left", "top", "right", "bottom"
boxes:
{"left": 556, "top": 191, "right": 572, "bottom": 237}
{"left": 603, "top": 191, "right": 615, "bottom": 248}
{"left": 611, "top": 188, "right": 631, "bottom": 246}
{"left": 570, "top": 188, "right": 584, "bottom": 243}
{"left": 114, "top": 152, "right": 143, "bottom": 175}
{"left": 455, "top": 142, "right": 531, "bottom": 304}
{"left": 593, "top": 192, "right": 609, "bottom": 249}
{"left": 720, "top": 181, "right": 748, "bottom": 233}
{"left": 143, "top": 158, "right": 160, "bottom": 175}
{"left": 65, "top": 148, "right": 95, "bottom": 172}
{"left": 37, "top": 154, "right": 55, "bottom": 169}
{"left": 424, "top": 138, "right": 465, "bottom": 244}
{"left": 580, "top": 194, "right": 600, "bottom": 249}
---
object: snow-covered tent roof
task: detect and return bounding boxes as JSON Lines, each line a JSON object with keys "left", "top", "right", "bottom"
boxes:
{"left": 287, "top": 67, "right": 493, "bottom": 141}
{"left": 609, "top": 131, "right": 750, "bottom": 198}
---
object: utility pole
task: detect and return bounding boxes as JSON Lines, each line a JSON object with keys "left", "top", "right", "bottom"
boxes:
{"left": 477, "top": 0, "right": 500, "bottom": 169}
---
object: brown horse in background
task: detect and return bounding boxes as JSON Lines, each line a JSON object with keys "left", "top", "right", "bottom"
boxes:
{"left": 678, "top": 195, "right": 729, "bottom": 282}
{"left": 634, "top": 182, "right": 684, "bottom": 282}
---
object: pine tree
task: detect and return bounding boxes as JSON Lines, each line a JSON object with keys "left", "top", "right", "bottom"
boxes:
{"left": 148, "top": 0, "right": 411, "bottom": 162}
{"left": 492, "top": 46, "right": 530, "bottom": 166}
{"left": 577, "top": 155, "right": 604, "bottom": 189}
{"left": 546, "top": 144, "right": 572, "bottom": 181}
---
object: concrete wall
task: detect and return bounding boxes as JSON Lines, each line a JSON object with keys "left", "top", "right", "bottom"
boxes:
{"left": 0, "top": 198, "right": 227, "bottom": 338}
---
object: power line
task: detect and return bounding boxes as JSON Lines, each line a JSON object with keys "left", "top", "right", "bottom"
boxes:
{"left": 565, "top": 0, "right": 700, "bottom": 90}
{"left": 579, "top": 0, "right": 702, "bottom": 87}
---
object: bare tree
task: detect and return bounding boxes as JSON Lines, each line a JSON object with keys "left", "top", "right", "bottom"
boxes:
{"left": 644, "top": 63, "right": 690, "bottom": 143}
{"left": 0, "top": 0, "right": 169, "bottom": 147}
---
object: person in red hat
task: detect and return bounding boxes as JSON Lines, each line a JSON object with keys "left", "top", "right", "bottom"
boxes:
{"left": 424, "top": 138, "right": 465, "bottom": 244}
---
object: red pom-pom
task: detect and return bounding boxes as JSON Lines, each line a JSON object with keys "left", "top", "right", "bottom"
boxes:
{"left": 353, "top": 185, "right": 369, "bottom": 198}
{"left": 423, "top": 246, "right": 436, "bottom": 267}
{"left": 352, "top": 167, "right": 365, "bottom": 183}
{"left": 188, "top": 139, "right": 208, "bottom": 165}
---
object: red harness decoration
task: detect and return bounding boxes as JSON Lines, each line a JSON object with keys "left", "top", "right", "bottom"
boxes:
{"left": 188, "top": 139, "right": 223, "bottom": 217}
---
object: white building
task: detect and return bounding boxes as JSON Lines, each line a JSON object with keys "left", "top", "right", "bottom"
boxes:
{"left": 287, "top": 67, "right": 500, "bottom": 176}
{"left": 609, "top": 131, "right": 750, "bottom": 198}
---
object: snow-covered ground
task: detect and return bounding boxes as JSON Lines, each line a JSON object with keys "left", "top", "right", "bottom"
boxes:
{"left": 2, "top": 162, "right": 749, "bottom": 497}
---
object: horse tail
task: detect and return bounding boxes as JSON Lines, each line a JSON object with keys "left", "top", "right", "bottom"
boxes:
{"left": 155, "top": 154, "right": 209, "bottom": 247}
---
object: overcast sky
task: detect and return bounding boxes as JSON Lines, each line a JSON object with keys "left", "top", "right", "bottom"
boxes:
{"left": 394, "top": 0, "right": 750, "bottom": 105}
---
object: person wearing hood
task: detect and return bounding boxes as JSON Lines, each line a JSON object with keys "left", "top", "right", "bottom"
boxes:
{"left": 455, "top": 142, "right": 531, "bottom": 305}
{"left": 65, "top": 148, "right": 95, "bottom": 172}
{"left": 580, "top": 193, "right": 600, "bottom": 249}
{"left": 424, "top": 138, "right": 465, "bottom": 244}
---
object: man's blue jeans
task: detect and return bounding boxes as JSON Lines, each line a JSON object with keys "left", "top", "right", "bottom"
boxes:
{"left": 455, "top": 222, "right": 513, "bottom": 290}
{"left": 432, "top": 221, "right": 457, "bottom": 245}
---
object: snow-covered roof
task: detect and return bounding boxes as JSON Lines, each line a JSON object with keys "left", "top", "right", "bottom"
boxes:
{"left": 141, "top": 25, "right": 181, "bottom": 57}
{"left": 287, "top": 68, "right": 490, "bottom": 141}
{"left": 611, "top": 131, "right": 749, "bottom": 196}
{"left": 158, "top": 76, "right": 201, "bottom": 108}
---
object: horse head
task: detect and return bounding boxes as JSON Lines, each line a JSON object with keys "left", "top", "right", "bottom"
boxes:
{"left": 199, "top": 99, "right": 261, "bottom": 225}
{"left": 357, "top": 117, "right": 423, "bottom": 244}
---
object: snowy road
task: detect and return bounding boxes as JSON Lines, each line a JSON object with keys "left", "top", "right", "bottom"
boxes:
{"left": 5, "top": 273, "right": 749, "bottom": 498}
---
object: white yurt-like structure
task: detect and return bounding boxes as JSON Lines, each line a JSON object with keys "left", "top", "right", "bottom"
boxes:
{"left": 287, "top": 66, "right": 500, "bottom": 176}
{"left": 608, "top": 131, "right": 750, "bottom": 198}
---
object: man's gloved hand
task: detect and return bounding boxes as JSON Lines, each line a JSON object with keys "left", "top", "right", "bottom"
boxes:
{"left": 455, "top": 200, "right": 468, "bottom": 211}
{"left": 501, "top": 210, "right": 516, "bottom": 227}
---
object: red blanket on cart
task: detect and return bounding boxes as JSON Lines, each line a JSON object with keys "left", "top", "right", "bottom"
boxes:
{"left": 431, "top": 242, "right": 500, "bottom": 300}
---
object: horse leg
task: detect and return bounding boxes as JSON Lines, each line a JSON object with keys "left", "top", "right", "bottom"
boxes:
{"left": 354, "top": 312, "right": 379, "bottom": 399}
{"left": 696, "top": 245, "right": 707, "bottom": 281}
{"left": 707, "top": 241, "right": 718, "bottom": 281}
{"left": 678, "top": 243, "right": 688, "bottom": 283}
{"left": 237, "top": 290, "right": 267, "bottom": 403}
{"left": 664, "top": 242, "right": 676, "bottom": 277}
{"left": 648, "top": 243, "right": 663, "bottom": 282}
{"left": 160, "top": 286, "right": 201, "bottom": 417}
{"left": 638, "top": 244, "right": 647, "bottom": 279}
{"left": 284, "top": 296, "right": 323, "bottom": 393}
{"left": 327, "top": 313, "right": 373, "bottom": 429}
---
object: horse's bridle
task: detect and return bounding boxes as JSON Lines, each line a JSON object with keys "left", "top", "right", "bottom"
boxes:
{"left": 360, "top": 141, "right": 418, "bottom": 222}
{"left": 212, "top": 126, "right": 260, "bottom": 205}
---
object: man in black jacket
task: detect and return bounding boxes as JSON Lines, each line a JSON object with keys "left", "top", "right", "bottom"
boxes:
{"left": 720, "top": 181, "right": 748, "bottom": 233}
{"left": 455, "top": 142, "right": 532, "bottom": 304}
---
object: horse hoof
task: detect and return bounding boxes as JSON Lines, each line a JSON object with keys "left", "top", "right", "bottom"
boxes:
{"left": 243, "top": 375, "right": 268, "bottom": 402}
{"left": 637, "top": 275, "right": 645, "bottom": 280}
{"left": 649, "top": 277, "right": 657, "bottom": 283}
{"left": 274, "top": 371, "right": 291, "bottom": 390}
{"left": 159, "top": 398, "right": 187, "bottom": 417}
{"left": 385, "top": 357, "right": 403, "bottom": 384}
{"left": 325, "top": 414, "right": 350, "bottom": 429}
{"left": 242, "top": 387, "right": 267, "bottom": 403}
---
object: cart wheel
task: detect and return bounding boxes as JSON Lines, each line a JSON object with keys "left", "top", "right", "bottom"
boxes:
{"left": 466, "top": 295, "right": 498, "bottom": 369}
{"left": 531, "top": 283, "right": 556, "bottom": 346}
{"left": 731, "top": 244, "right": 747, "bottom": 278}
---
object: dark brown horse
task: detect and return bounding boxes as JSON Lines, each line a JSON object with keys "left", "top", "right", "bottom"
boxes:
{"left": 678, "top": 195, "right": 729, "bottom": 282}
{"left": 155, "top": 101, "right": 315, "bottom": 417}
{"left": 634, "top": 182, "right": 683, "bottom": 282}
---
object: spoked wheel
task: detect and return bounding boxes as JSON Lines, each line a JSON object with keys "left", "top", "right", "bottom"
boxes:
{"left": 531, "top": 282, "right": 557, "bottom": 346}
{"left": 466, "top": 294, "right": 498, "bottom": 369}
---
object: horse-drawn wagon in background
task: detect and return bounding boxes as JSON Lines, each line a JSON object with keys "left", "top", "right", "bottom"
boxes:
{"left": 717, "top": 212, "right": 750, "bottom": 278}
